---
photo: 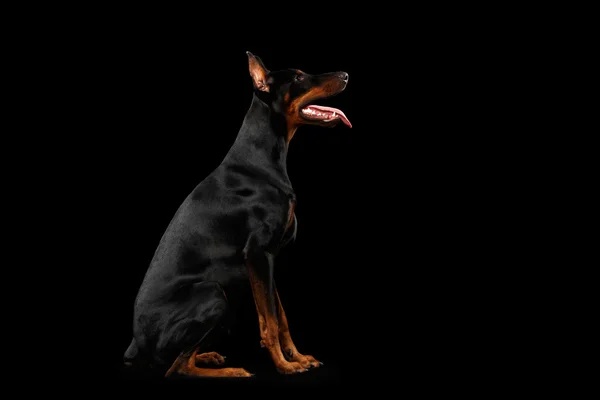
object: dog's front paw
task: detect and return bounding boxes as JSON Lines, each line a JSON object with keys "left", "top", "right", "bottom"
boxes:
{"left": 283, "top": 349, "right": 322, "bottom": 369}
{"left": 276, "top": 361, "right": 310, "bottom": 375}
{"left": 296, "top": 354, "right": 322, "bottom": 369}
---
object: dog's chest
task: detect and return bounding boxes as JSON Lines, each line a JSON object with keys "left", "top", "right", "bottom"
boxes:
{"left": 253, "top": 192, "right": 297, "bottom": 252}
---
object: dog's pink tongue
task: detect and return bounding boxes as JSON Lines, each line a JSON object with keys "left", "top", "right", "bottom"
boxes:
{"left": 308, "top": 105, "right": 352, "bottom": 128}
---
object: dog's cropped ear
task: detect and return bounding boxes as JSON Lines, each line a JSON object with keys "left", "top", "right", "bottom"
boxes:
{"left": 247, "top": 51, "right": 270, "bottom": 92}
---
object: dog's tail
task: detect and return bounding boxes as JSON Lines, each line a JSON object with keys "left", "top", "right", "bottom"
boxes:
{"left": 123, "top": 338, "right": 139, "bottom": 367}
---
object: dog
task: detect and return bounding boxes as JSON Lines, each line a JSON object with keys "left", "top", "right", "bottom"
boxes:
{"left": 123, "top": 51, "right": 351, "bottom": 378}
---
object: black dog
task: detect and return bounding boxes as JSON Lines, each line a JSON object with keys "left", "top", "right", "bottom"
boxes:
{"left": 123, "top": 52, "right": 351, "bottom": 378}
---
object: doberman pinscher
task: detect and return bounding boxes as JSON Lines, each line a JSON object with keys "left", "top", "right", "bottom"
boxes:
{"left": 123, "top": 52, "right": 351, "bottom": 378}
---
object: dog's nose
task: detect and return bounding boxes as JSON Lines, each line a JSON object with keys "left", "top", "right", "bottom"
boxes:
{"left": 337, "top": 72, "right": 349, "bottom": 82}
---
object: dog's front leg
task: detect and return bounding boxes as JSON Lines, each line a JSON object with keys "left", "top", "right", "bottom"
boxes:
{"left": 274, "top": 286, "right": 322, "bottom": 369}
{"left": 246, "top": 251, "right": 309, "bottom": 375}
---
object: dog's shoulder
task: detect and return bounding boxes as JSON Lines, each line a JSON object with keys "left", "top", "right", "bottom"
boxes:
{"left": 178, "top": 164, "right": 291, "bottom": 228}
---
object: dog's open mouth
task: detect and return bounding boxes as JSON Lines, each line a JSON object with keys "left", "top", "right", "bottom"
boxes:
{"left": 301, "top": 105, "right": 352, "bottom": 128}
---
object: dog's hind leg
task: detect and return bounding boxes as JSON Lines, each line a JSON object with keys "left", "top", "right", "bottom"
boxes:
{"left": 163, "top": 281, "right": 252, "bottom": 378}
{"left": 166, "top": 347, "right": 252, "bottom": 378}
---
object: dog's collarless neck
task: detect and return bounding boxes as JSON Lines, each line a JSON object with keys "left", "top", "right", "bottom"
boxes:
{"left": 223, "top": 94, "right": 293, "bottom": 197}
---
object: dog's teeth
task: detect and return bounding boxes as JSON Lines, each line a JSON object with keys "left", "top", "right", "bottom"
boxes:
{"left": 332, "top": 112, "right": 336, "bottom": 117}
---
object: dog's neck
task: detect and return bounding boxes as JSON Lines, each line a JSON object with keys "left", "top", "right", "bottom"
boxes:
{"left": 223, "top": 93, "right": 293, "bottom": 194}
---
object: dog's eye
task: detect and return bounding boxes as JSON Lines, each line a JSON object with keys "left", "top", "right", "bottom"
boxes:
{"left": 294, "top": 74, "right": 305, "bottom": 82}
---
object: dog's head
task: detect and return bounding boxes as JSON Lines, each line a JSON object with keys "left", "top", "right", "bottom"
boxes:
{"left": 247, "top": 52, "right": 351, "bottom": 137}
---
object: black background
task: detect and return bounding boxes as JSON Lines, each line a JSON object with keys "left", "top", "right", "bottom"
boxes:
{"left": 5, "top": 0, "right": 568, "bottom": 391}
{"left": 56, "top": 29, "right": 527, "bottom": 391}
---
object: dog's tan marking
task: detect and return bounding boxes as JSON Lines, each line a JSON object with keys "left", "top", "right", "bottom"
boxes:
{"left": 247, "top": 259, "right": 309, "bottom": 374}
{"left": 275, "top": 288, "right": 321, "bottom": 369}
{"left": 287, "top": 201, "right": 295, "bottom": 230}
{"left": 285, "top": 76, "right": 347, "bottom": 142}
{"left": 165, "top": 348, "right": 251, "bottom": 378}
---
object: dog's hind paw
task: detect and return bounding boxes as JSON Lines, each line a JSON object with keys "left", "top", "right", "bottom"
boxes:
{"left": 195, "top": 351, "right": 226, "bottom": 365}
